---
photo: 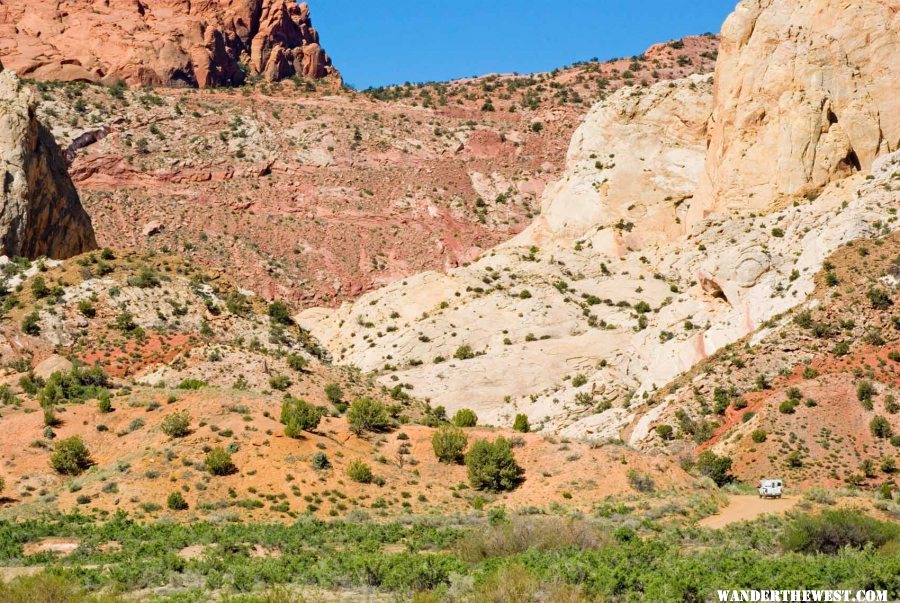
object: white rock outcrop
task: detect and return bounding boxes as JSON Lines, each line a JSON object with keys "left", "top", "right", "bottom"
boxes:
{"left": 688, "top": 0, "right": 899, "bottom": 226}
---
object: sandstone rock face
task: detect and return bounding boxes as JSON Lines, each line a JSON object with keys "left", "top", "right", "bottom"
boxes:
{"left": 0, "top": 64, "right": 96, "bottom": 259}
{"left": 0, "top": 0, "right": 338, "bottom": 88}
{"left": 518, "top": 74, "right": 712, "bottom": 251}
{"left": 689, "top": 0, "right": 899, "bottom": 225}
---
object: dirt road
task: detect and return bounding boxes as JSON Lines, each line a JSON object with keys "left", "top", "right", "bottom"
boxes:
{"left": 700, "top": 495, "right": 799, "bottom": 529}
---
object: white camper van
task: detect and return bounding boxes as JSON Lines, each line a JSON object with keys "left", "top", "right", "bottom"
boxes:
{"left": 758, "top": 479, "right": 783, "bottom": 499}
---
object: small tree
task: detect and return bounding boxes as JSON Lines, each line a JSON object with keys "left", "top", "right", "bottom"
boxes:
{"left": 347, "top": 398, "right": 390, "bottom": 435}
{"left": 205, "top": 447, "right": 236, "bottom": 475}
{"left": 432, "top": 426, "right": 468, "bottom": 464}
{"left": 160, "top": 411, "right": 191, "bottom": 437}
{"left": 453, "top": 408, "right": 478, "bottom": 428}
{"left": 346, "top": 459, "right": 373, "bottom": 483}
{"left": 512, "top": 414, "right": 530, "bottom": 433}
{"left": 696, "top": 450, "right": 733, "bottom": 486}
{"left": 465, "top": 437, "right": 523, "bottom": 492}
{"left": 871, "top": 415, "right": 893, "bottom": 439}
{"left": 50, "top": 436, "right": 92, "bottom": 475}
{"left": 280, "top": 397, "right": 324, "bottom": 437}
{"left": 167, "top": 491, "right": 188, "bottom": 510}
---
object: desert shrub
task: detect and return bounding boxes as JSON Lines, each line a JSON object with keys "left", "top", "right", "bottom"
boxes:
{"left": 465, "top": 437, "right": 523, "bottom": 492}
{"left": 804, "top": 487, "right": 835, "bottom": 505}
{"left": 160, "top": 411, "right": 191, "bottom": 437}
{"left": 512, "top": 413, "right": 530, "bottom": 433}
{"left": 21, "top": 311, "right": 40, "bottom": 335}
{"left": 655, "top": 424, "right": 674, "bottom": 440}
{"left": 857, "top": 380, "right": 876, "bottom": 404}
{"left": 779, "top": 399, "right": 798, "bottom": 414}
{"left": 782, "top": 509, "right": 899, "bottom": 554}
{"left": 0, "top": 475, "right": 4, "bottom": 496}
{"left": 269, "top": 374, "right": 291, "bottom": 391}
{"left": 177, "top": 378, "right": 206, "bottom": 390}
{"left": 626, "top": 470, "right": 655, "bottom": 493}
{"left": 453, "top": 345, "right": 475, "bottom": 360}
{"left": 280, "top": 397, "right": 324, "bottom": 437}
{"left": 205, "top": 447, "right": 236, "bottom": 475}
{"left": 324, "top": 383, "right": 343, "bottom": 404}
{"left": 30, "top": 276, "right": 49, "bottom": 298}
{"left": 432, "top": 426, "right": 468, "bottom": 463}
{"left": 285, "top": 354, "right": 308, "bottom": 372}
{"left": 346, "top": 459, "right": 373, "bottom": 483}
{"left": 267, "top": 301, "right": 292, "bottom": 325}
{"left": 50, "top": 436, "right": 92, "bottom": 475}
{"left": 167, "top": 491, "right": 188, "bottom": 510}
{"left": 97, "top": 394, "right": 112, "bottom": 413}
{"left": 871, "top": 415, "right": 893, "bottom": 439}
{"left": 695, "top": 450, "right": 733, "bottom": 486}
{"left": 458, "top": 516, "right": 604, "bottom": 562}
{"left": 453, "top": 408, "right": 478, "bottom": 427}
{"left": 311, "top": 451, "right": 330, "bottom": 470}
{"left": 38, "top": 366, "right": 110, "bottom": 407}
{"left": 347, "top": 398, "right": 390, "bottom": 435}
{"left": 867, "top": 287, "right": 893, "bottom": 310}
{"left": 751, "top": 429, "right": 767, "bottom": 443}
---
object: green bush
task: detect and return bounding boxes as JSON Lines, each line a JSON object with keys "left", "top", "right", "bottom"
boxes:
{"left": 50, "top": 436, "right": 92, "bottom": 475}
{"left": 324, "top": 383, "right": 343, "bottom": 404}
{"left": 512, "top": 413, "right": 530, "bottom": 433}
{"left": 453, "top": 345, "right": 475, "bottom": 360}
{"left": 346, "top": 458, "right": 373, "bottom": 483}
{"left": 97, "top": 394, "right": 113, "bottom": 413}
{"left": 751, "top": 429, "right": 767, "bottom": 443}
{"left": 167, "top": 491, "right": 188, "bottom": 510}
{"left": 871, "top": 415, "right": 893, "bottom": 439}
{"left": 311, "top": 451, "right": 330, "bottom": 470}
{"left": 268, "top": 301, "right": 293, "bottom": 325}
{"left": 782, "top": 509, "right": 899, "bottom": 554}
{"left": 286, "top": 354, "right": 308, "bottom": 372}
{"left": 30, "top": 276, "right": 49, "bottom": 299}
{"left": 38, "top": 365, "right": 110, "bottom": 407}
{"left": 695, "top": 451, "right": 733, "bottom": 486}
{"left": 626, "top": 470, "right": 655, "bottom": 493}
{"left": 280, "top": 397, "right": 324, "bottom": 437}
{"left": 21, "top": 311, "right": 40, "bottom": 335}
{"left": 269, "top": 374, "right": 292, "bottom": 391}
{"left": 453, "top": 408, "right": 478, "bottom": 427}
{"left": 655, "top": 424, "right": 674, "bottom": 440}
{"left": 205, "top": 447, "right": 236, "bottom": 475}
{"left": 432, "top": 426, "right": 467, "bottom": 463}
{"left": 347, "top": 398, "right": 390, "bottom": 435}
{"left": 160, "top": 411, "right": 191, "bottom": 437}
{"left": 177, "top": 378, "right": 206, "bottom": 390}
{"left": 465, "top": 437, "right": 523, "bottom": 492}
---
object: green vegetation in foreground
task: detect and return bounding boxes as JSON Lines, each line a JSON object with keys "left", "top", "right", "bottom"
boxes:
{"left": 0, "top": 507, "right": 898, "bottom": 601}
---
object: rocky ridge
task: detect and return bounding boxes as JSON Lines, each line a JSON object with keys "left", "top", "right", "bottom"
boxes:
{"left": 0, "top": 0, "right": 338, "bottom": 88}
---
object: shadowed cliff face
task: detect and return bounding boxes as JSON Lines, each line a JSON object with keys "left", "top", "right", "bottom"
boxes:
{"left": 0, "top": 0, "right": 338, "bottom": 88}
{"left": 0, "top": 65, "right": 96, "bottom": 259}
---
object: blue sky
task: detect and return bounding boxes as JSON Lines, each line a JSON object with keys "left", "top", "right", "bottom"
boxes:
{"left": 310, "top": 1, "right": 736, "bottom": 89}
